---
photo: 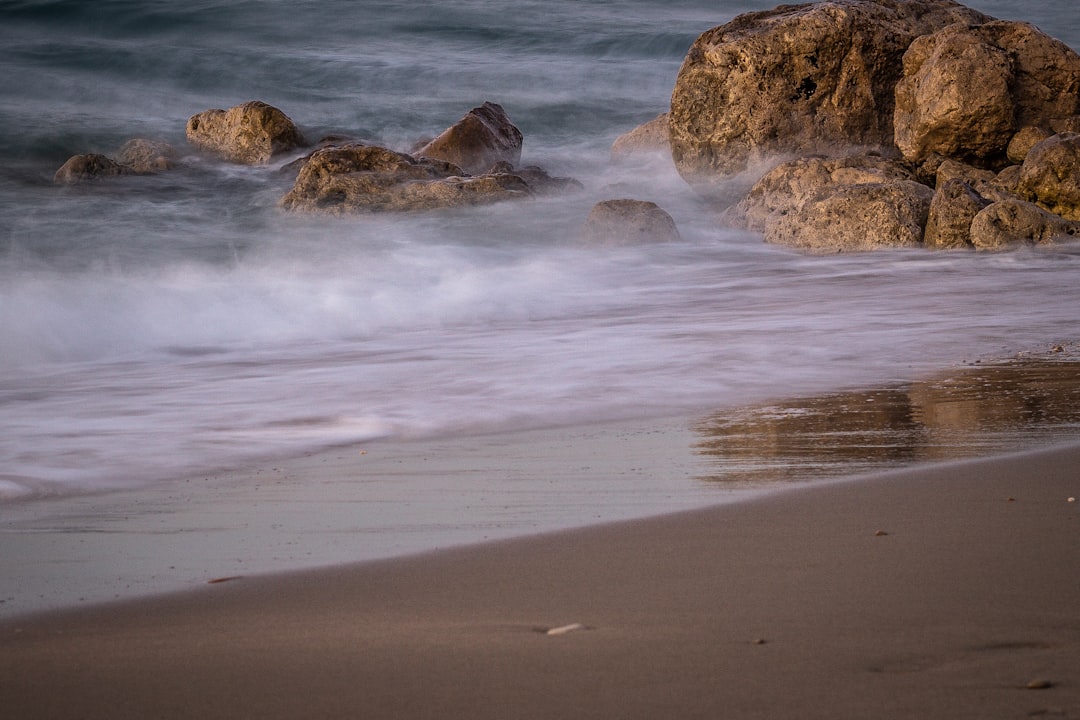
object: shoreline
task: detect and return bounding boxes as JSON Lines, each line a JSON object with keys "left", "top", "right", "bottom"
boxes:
{"left": 3, "top": 439, "right": 1078, "bottom": 718}
{"left": 3, "top": 356, "right": 1080, "bottom": 619}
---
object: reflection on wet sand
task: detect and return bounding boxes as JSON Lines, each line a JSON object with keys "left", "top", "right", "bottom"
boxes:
{"left": 694, "top": 360, "right": 1080, "bottom": 485}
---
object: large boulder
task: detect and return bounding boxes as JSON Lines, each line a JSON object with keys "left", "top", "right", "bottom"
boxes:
{"left": 894, "top": 21, "right": 1080, "bottom": 168}
{"left": 735, "top": 153, "right": 935, "bottom": 251}
{"left": 414, "top": 102, "right": 523, "bottom": 175}
{"left": 280, "top": 143, "right": 539, "bottom": 214}
{"left": 969, "top": 198, "right": 1080, "bottom": 250}
{"left": 580, "top": 200, "right": 681, "bottom": 246}
{"left": 668, "top": 0, "right": 988, "bottom": 183}
{"left": 1017, "top": 132, "right": 1080, "bottom": 221}
{"left": 186, "top": 100, "right": 305, "bottom": 165}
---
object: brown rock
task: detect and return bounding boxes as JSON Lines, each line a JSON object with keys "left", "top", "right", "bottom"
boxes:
{"left": 894, "top": 26, "right": 1015, "bottom": 166}
{"left": 611, "top": 113, "right": 670, "bottom": 158}
{"left": 894, "top": 21, "right": 1080, "bottom": 168}
{"left": 581, "top": 200, "right": 681, "bottom": 246}
{"left": 668, "top": 0, "right": 988, "bottom": 183}
{"left": 1017, "top": 132, "right": 1080, "bottom": 221}
{"left": 186, "top": 100, "right": 305, "bottom": 165}
{"left": 969, "top": 198, "right": 1080, "bottom": 250}
{"left": 113, "top": 138, "right": 180, "bottom": 173}
{"left": 933, "top": 159, "right": 995, "bottom": 189}
{"left": 414, "top": 102, "right": 523, "bottom": 175}
{"left": 1006, "top": 126, "right": 1053, "bottom": 164}
{"left": 766, "top": 179, "right": 934, "bottom": 252}
{"left": 53, "top": 154, "right": 133, "bottom": 184}
{"left": 279, "top": 143, "right": 532, "bottom": 214}
{"left": 737, "top": 154, "right": 917, "bottom": 232}
{"left": 924, "top": 179, "right": 990, "bottom": 250}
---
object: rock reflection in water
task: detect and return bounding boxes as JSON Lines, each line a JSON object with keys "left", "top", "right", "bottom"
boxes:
{"left": 694, "top": 360, "right": 1080, "bottom": 485}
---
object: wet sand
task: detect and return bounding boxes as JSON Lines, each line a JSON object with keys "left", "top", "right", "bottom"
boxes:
{"left": 2, "top": 440, "right": 1078, "bottom": 719}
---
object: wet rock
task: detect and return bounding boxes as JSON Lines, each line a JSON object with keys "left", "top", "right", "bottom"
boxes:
{"left": 414, "top": 102, "right": 523, "bottom": 175}
{"left": 113, "top": 138, "right": 180, "bottom": 173}
{"left": 668, "top": 0, "right": 987, "bottom": 183}
{"left": 895, "top": 21, "right": 1080, "bottom": 168}
{"left": 734, "top": 153, "right": 932, "bottom": 251}
{"left": 186, "top": 100, "right": 305, "bottom": 165}
{"left": 766, "top": 179, "right": 934, "bottom": 252}
{"left": 1017, "top": 132, "right": 1080, "bottom": 221}
{"left": 53, "top": 153, "right": 133, "bottom": 184}
{"left": 581, "top": 199, "right": 681, "bottom": 246}
{"left": 507, "top": 164, "right": 583, "bottom": 195}
{"left": 279, "top": 143, "right": 535, "bottom": 214}
{"left": 968, "top": 197, "right": 1080, "bottom": 250}
{"left": 737, "top": 154, "right": 916, "bottom": 232}
{"left": 611, "top": 113, "right": 670, "bottom": 158}
{"left": 924, "top": 179, "right": 991, "bottom": 250}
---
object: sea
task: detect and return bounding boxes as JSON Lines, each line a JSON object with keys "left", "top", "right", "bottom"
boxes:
{"left": 2, "top": 0, "right": 1079, "bottom": 504}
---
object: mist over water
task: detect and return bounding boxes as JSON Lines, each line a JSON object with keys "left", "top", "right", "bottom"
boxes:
{"left": 2, "top": 0, "right": 1079, "bottom": 500}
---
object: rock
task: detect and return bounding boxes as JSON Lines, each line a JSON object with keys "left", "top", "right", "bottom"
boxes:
{"left": 186, "top": 100, "right": 305, "bottom": 164}
{"left": 737, "top": 153, "right": 917, "bottom": 231}
{"left": 1007, "top": 126, "right": 1053, "bottom": 164}
{"left": 53, "top": 153, "right": 133, "bottom": 184}
{"left": 611, "top": 113, "right": 670, "bottom": 158}
{"left": 734, "top": 153, "right": 933, "bottom": 251}
{"left": 581, "top": 199, "right": 681, "bottom": 246}
{"left": 895, "top": 21, "right": 1080, "bottom": 168}
{"left": 113, "top": 138, "right": 180, "bottom": 173}
{"left": 506, "top": 165, "right": 584, "bottom": 195}
{"left": 968, "top": 197, "right": 1080, "bottom": 249}
{"left": 668, "top": 0, "right": 988, "bottom": 182}
{"left": 414, "top": 102, "right": 523, "bottom": 175}
{"left": 933, "top": 159, "right": 995, "bottom": 189}
{"left": 280, "top": 143, "right": 536, "bottom": 214}
{"left": 767, "top": 179, "right": 934, "bottom": 252}
{"left": 894, "top": 26, "right": 1015, "bottom": 166}
{"left": 924, "top": 179, "right": 991, "bottom": 249}
{"left": 1017, "top": 132, "right": 1080, "bottom": 220}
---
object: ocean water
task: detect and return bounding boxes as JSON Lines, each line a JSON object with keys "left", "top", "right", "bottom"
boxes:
{"left": 2, "top": 0, "right": 1079, "bottom": 501}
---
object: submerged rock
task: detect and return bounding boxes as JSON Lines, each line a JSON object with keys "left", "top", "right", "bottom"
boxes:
{"left": 581, "top": 199, "right": 681, "bottom": 246}
{"left": 113, "top": 138, "right": 180, "bottom": 173}
{"left": 414, "top": 102, "right": 523, "bottom": 175}
{"left": 186, "top": 100, "right": 305, "bottom": 165}
{"left": 53, "top": 154, "right": 133, "bottom": 184}
{"left": 668, "top": 0, "right": 987, "bottom": 182}
{"left": 279, "top": 142, "right": 564, "bottom": 214}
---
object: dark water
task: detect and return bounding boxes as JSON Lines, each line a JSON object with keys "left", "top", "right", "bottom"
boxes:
{"left": 1, "top": 0, "right": 1079, "bottom": 500}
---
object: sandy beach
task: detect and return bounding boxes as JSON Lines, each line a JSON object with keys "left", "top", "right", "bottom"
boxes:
{"left": 3, "top": 438, "right": 1078, "bottom": 719}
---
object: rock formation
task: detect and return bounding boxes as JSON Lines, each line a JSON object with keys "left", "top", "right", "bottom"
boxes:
{"left": 894, "top": 21, "right": 1080, "bottom": 170}
{"left": 668, "top": 0, "right": 988, "bottom": 182}
{"left": 580, "top": 199, "right": 681, "bottom": 246}
{"left": 671, "top": 0, "right": 1080, "bottom": 252}
{"left": 53, "top": 154, "right": 134, "bottom": 184}
{"left": 414, "top": 102, "right": 523, "bottom": 175}
{"left": 53, "top": 139, "right": 180, "bottom": 184}
{"left": 186, "top": 100, "right": 305, "bottom": 165}
{"left": 279, "top": 143, "right": 579, "bottom": 214}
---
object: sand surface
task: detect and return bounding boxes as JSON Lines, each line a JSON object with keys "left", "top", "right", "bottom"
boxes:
{"left": 3, "top": 441, "right": 1078, "bottom": 719}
